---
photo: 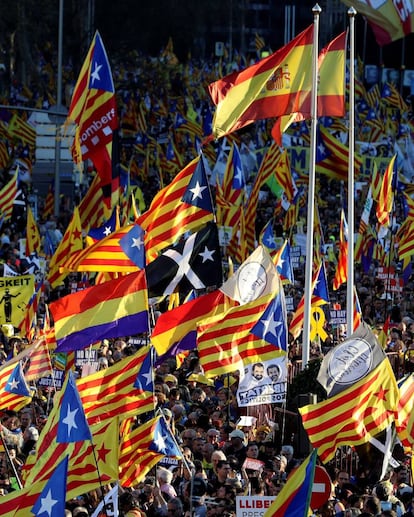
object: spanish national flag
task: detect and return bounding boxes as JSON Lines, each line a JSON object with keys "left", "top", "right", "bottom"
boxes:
{"left": 207, "top": 25, "right": 314, "bottom": 140}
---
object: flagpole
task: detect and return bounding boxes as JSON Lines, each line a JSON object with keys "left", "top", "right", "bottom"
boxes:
{"left": 347, "top": 7, "right": 357, "bottom": 337}
{"left": 0, "top": 433, "right": 23, "bottom": 489}
{"left": 302, "top": 4, "right": 321, "bottom": 369}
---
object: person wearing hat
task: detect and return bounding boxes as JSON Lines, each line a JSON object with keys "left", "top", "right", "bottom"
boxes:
{"left": 224, "top": 429, "right": 247, "bottom": 467}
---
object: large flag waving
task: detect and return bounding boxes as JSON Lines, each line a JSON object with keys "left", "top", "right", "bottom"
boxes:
{"left": 300, "top": 326, "right": 398, "bottom": 463}
{"left": 207, "top": 25, "right": 314, "bottom": 140}
{"left": 31, "top": 455, "right": 69, "bottom": 517}
{"left": 50, "top": 270, "right": 148, "bottom": 352}
{"left": 341, "top": 0, "right": 414, "bottom": 45}
{"left": 67, "top": 31, "right": 118, "bottom": 208}
{"left": 136, "top": 155, "right": 214, "bottom": 261}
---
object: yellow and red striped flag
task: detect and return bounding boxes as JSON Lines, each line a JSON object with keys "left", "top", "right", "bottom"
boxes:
{"left": 25, "top": 205, "right": 41, "bottom": 256}
{"left": 0, "top": 169, "right": 18, "bottom": 220}
{"left": 47, "top": 207, "right": 83, "bottom": 288}
{"left": 7, "top": 114, "right": 36, "bottom": 148}
{"left": 245, "top": 142, "right": 281, "bottom": 251}
{"left": 136, "top": 156, "right": 214, "bottom": 261}
{"left": 300, "top": 356, "right": 398, "bottom": 463}
{"left": 197, "top": 292, "right": 285, "bottom": 378}
{"left": 0, "top": 361, "right": 33, "bottom": 412}
{"left": 333, "top": 209, "right": 348, "bottom": 290}
{"left": 376, "top": 154, "right": 396, "bottom": 227}
{"left": 395, "top": 374, "right": 414, "bottom": 448}
{"left": 61, "top": 223, "right": 138, "bottom": 274}
{"left": 274, "top": 148, "right": 294, "bottom": 202}
{"left": 78, "top": 173, "right": 105, "bottom": 230}
{"left": 24, "top": 337, "right": 53, "bottom": 381}
{"left": 119, "top": 416, "right": 164, "bottom": 487}
{"left": 77, "top": 345, "right": 155, "bottom": 426}
{"left": 208, "top": 25, "right": 314, "bottom": 140}
{"left": 42, "top": 182, "right": 54, "bottom": 219}
{"left": 21, "top": 418, "right": 119, "bottom": 513}
{"left": 67, "top": 31, "right": 118, "bottom": 210}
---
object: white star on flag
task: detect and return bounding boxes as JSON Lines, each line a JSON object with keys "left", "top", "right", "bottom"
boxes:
{"left": 103, "top": 226, "right": 112, "bottom": 236}
{"left": 38, "top": 488, "right": 58, "bottom": 516}
{"left": 62, "top": 404, "right": 79, "bottom": 437}
{"left": 261, "top": 315, "right": 283, "bottom": 338}
{"left": 199, "top": 246, "right": 215, "bottom": 263}
{"left": 189, "top": 181, "right": 207, "bottom": 200}
{"left": 153, "top": 432, "right": 167, "bottom": 453}
{"left": 8, "top": 378, "right": 19, "bottom": 390}
{"left": 90, "top": 61, "right": 103, "bottom": 84}
{"left": 141, "top": 369, "right": 153, "bottom": 388}
{"left": 132, "top": 236, "right": 144, "bottom": 249}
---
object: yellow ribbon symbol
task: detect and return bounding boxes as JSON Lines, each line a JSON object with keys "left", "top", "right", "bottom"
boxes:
{"left": 310, "top": 306, "right": 328, "bottom": 341}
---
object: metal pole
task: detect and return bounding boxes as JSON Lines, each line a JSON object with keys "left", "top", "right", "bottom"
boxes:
{"left": 302, "top": 4, "right": 321, "bottom": 369}
{"left": 347, "top": 7, "right": 357, "bottom": 336}
{"left": 54, "top": 0, "right": 64, "bottom": 217}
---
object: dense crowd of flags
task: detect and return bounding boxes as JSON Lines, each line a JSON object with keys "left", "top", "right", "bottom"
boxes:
{"left": 0, "top": 7, "right": 414, "bottom": 515}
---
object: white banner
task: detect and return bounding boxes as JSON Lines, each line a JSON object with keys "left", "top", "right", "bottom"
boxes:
{"left": 236, "top": 356, "right": 287, "bottom": 407}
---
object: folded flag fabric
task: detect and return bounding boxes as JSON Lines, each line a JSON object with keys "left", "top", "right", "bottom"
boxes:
{"left": 50, "top": 270, "right": 148, "bottom": 352}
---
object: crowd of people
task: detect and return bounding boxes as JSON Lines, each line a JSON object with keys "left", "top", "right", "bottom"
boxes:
{"left": 0, "top": 30, "right": 413, "bottom": 517}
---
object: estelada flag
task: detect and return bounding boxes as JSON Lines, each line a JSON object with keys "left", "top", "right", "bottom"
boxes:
{"left": 300, "top": 354, "right": 398, "bottom": 463}
{"left": 66, "top": 31, "right": 118, "bottom": 208}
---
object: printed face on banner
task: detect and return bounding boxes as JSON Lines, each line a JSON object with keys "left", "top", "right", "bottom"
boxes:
{"left": 237, "top": 356, "right": 287, "bottom": 407}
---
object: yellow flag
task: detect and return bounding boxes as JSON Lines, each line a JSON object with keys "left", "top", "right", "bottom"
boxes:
{"left": 0, "top": 275, "right": 35, "bottom": 328}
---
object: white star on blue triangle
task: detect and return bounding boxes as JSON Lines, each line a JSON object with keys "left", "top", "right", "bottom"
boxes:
{"left": 88, "top": 32, "right": 115, "bottom": 93}
{"left": 57, "top": 371, "right": 92, "bottom": 443}
{"left": 149, "top": 417, "right": 182, "bottom": 457}
{"left": 31, "top": 455, "right": 68, "bottom": 517}
{"left": 313, "top": 264, "right": 330, "bottom": 303}
{"left": 181, "top": 157, "right": 213, "bottom": 212}
{"left": 5, "top": 362, "right": 31, "bottom": 397}
{"left": 277, "top": 242, "right": 294, "bottom": 284}
{"left": 232, "top": 144, "right": 245, "bottom": 190}
{"left": 251, "top": 292, "right": 287, "bottom": 351}
{"left": 261, "top": 221, "right": 277, "bottom": 250}
{"left": 134, "top": 350, "right": 153, "bottom": 392}
{"left": 120, "top": 224, "right": 146, "bottom": 269}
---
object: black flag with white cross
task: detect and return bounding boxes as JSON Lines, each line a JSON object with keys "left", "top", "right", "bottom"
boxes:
{"left": 146, "top": 221, "right": 223, "bottom": 298}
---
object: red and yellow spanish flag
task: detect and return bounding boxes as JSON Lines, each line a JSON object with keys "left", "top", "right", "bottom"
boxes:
{"left": 208, "top": 25, "right": 314, "bottom": 140}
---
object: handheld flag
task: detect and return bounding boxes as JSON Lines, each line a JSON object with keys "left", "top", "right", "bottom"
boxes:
{"left": 67, "top": 31, "right": 118, "bottom": 208}
{"left": 50, "top": 270, "right": 148, "bottom": 352}
{"left": 264, "top": 449, "right": 317, "bottom": 516}
{"left": 31, "top": 456, "right": 69, "bottom": 517}
{"left": 57, "top": 370, "right": 92, "bottom": 443}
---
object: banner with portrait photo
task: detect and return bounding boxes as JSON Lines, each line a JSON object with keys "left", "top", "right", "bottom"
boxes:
{"left": 236, "top": 356, "right": 287, "bottom": 407}
{"left": 0, "top": 275, "right": 35, "bottom": 328}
